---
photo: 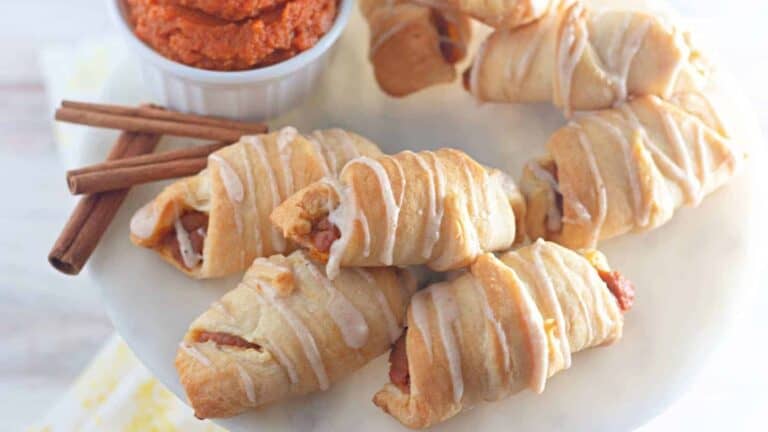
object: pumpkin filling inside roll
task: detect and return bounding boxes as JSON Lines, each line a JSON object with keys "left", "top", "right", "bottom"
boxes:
{"left": 388, "top": 333, "right": 410, "bottom": 393}
{"left": 162, "top": 211, "right": 209, "bottom": 269}
{"left": 430, "top": 9, "right": 463, "bottom": 63}
{"left": 310, "top": 216, "right": 341, "bottom": 253}
{"left": 526, "top": 158, "right": 565, "bottom": 235}
{"left": 597, "top": 270, "right": 635, "bottom": 313}
{"left": 194, "top": 330, "right": 262, "bottom": 351}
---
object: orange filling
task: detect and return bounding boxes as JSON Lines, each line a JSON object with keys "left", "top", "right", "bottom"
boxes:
{"left": 430, "top": 10, "right": 463, "bottom": 64}
{"left": 125, "top": 0, "right": 337, "bottom": 70}
{"left": 598, "top": 269, "right": 636, "bottom": 313}
{"left": 388, "top": 333, "right": 410, "bottom": 393}
{"left": 163, "top": 211, "right": 208, "bottom": 268}
{"left": 310, "top": 216, "right": 340, "bottom": 253}
{"left": 195, "top": 330, "right": 261, "bottom": 350}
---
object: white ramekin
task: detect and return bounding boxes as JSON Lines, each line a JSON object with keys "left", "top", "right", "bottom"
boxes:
{"left": 107, "top": 0, "right": 353, "bottom": 120}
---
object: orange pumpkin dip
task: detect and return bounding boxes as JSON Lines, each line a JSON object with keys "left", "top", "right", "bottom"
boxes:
{"left": 125, "top": 0, "right": 337, "bottom": 71}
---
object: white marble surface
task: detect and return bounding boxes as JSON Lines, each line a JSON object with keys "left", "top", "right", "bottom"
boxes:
{"left": 0, "top": 1, "right": 766, "bottom": 431}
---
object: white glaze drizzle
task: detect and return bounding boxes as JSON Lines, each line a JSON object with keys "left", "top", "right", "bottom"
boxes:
{"left": 299, "top": 255, "right": 370, "bottom": 349}
{"left": 545, "top": 245, "right": 594, "bottom": 343}
{"left": 407, "top": 151, "right": 440, "bottom": 259}
{"left": 357, "top": 267, "right": 402, "bottom": 343}
{"left": 276, "top": 127, "right": 298, "bottom": 196}
{"left": 410, "top": 290, "right": 433, "bottom": 362}
{"left": 504, "top": 257, "right": 548, "bottom": 393}
{"left": 179, "top": 342, "right": 211, "bottom": 367}
{"left": 662, "top": 26, "right": 688, "bottom": 98}
{"left": 344, "top": 157, "right": 401, "bottom": 265}
{"left": 239, "top": 143, "right": 264, "bottom": 256}
{"left": 251, "top": 257, "right": 292, "bottom": 275}
{"left": 556, "top": 2, "right": 588, "bottom": 117}
{"left": 652, "top": 98, "right": 702, "bottom": 205}
{"left": 526, "top": 161, "right": 563, "bottom": 232}
{"left": 430, "top": 284, "right": 464, "bottom": 404}
{"left": 590, "top": 115, "right": 649, "bottom": 227}
{"left": 559, "top": 181, "right": 593, "bottom": 225}
{"left": 311, "top": 130, "right": 339, "bottom": 174}
{"left": 210, "top": 155, "right": 245, "bottom": 204}
{"left": 370, "top": 17, "right": 420, "bottom": 58}
{"left": 210, "top": 154, "right": 244, "bottom": 239}
{"left": 324, "top": 179, "right": 369, "bottom": 279}
{"left": 459, "top": 157, "right": 482, "bottom": 254}
{"left": 329, "top": 129, "right": 360, "bottom": 162}
{"left": 249, "top": 281, "right": 330, "bottom": 390}
{"left": 424, "top": 152, "right": 447, "bottom": 257}
{"left": 693, "top": 122, "right": 710, "bottom": 188}
{"left": 530, "top": 240, "right": 571, "bottom": 369}
{"left": 376, "top": 289, "right": 403, "bottom": 344}
{"left": 573, "top": 124, "right": 607, "bottom": 247}
{"left": 174, "top": 219, "right": 201, "bottom": 268}
{"left": 235, "top": 363, "right": 257, "bottom": 404}
{"left": 264, "top": 335, "right": 299, "bottom": 384}
{"left": 505, "top": 10, "right": 552, "bottom": 92}
{"left": 471, "top": 277, "right": 511, "bottom": 376}
{"left": 604, "top": 15, "right": 651, "bottom": 103}
{"left": 462, "top": 159, "right": 480, "bottom": 219}
{"left": 307, "top": 135, "right": 332, "bottom": 177}
{"left": 247, "top": 136, "right": 287, "bottom": 252}
{"left": 130, "top": 202, "right": 158, "bottom": 239}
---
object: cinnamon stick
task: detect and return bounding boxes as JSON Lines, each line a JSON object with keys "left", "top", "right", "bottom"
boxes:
{"left": 56, "top": 107, "right": 255, "bottom": 142}
{"left": 61, "top": 101, "right": 267, "bottom": 134}
{"left": 68, "top": 158, "right": 207, "bottom": 195}
{"left": 68, "top": 141, "right": 227, "bottom": 176}
{"left": 49, "top": 132, "right": 162, "bottom": 275}
{"left": 66, "top": 142, "right": 228, "bottom": 194}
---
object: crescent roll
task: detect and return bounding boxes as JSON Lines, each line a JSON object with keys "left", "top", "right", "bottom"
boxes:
{"left": 130, "top": 128, "right": 382, "bottom": 278}
{"left": 176, "top": 250, "right": 417, "bottom": 418}
{"left": 373, "top": 240, "right": 634, "bottom": 428}
{"left": 465, "top": 0, "right": 710, "bottom": 116}
{"left": 270, "top": 149, "right": 526, "bottom": 278}
{"left": 414, "top": 0, "right": 554, "bottom": 28}
{"left": 520, "top": 93, "right": 743, "bottom": 249}
{"left": 361, "top": 0, "right": 471, "bottom": 97}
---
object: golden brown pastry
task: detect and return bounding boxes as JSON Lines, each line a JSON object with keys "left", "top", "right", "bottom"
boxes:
{"left": 465, "top": 0, "right": 710, "bottom": 116}
{"left": 130, "top": 128, "right": 382, "bottom": 278}
{"left": 271, "top": 148, "right": 526, "bottom": 278}
{"left": 412, "top": 0, "right": 554, "bottom": 28}
{"left": 373, "top": 240, "right": 634, "bottom": 428}
{"left": 176, "top": 250, "right": 417, "bottom": 418}
{"left": 361, "top": 0, "right": 472, "bottom": 97}
{"left": 520, "top": 93, "right": 743, "bottom": 249}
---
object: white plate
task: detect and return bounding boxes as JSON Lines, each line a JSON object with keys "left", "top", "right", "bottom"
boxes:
{"left": 89, "top": 2, "right": 766, "bottom": 431}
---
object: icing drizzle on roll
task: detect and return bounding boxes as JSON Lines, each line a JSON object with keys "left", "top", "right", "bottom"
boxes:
{"left": 299, "top": 254, "right": 370, "bottom": 350}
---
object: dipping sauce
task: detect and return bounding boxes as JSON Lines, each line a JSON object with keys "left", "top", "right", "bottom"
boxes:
{"left": 125, "top": 0, "right": 337, "bottom": 71}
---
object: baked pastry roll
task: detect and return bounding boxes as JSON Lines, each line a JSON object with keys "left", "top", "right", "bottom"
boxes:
{"left": 520, "top": 93, "right": 742, "bottom": 249}
{"left": 176, "top": 250, "right": 417, "bottom": 418}
{"left": 373, "top": 240, "right": 634, "bottom": 428}
{"left": 130, "top": 128, "right": 382, "bottom": 278}
{"left": 414, "top": 0, "right": 553, "bottom": 28}
{"left": 361, "top": 0, "right": 471, "bottom": 97}
{"left": 271, "top": 148, "right": 526, "bottom": 278}
{"left": 465, "top": 0, "right": 709, "bottom": 116}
